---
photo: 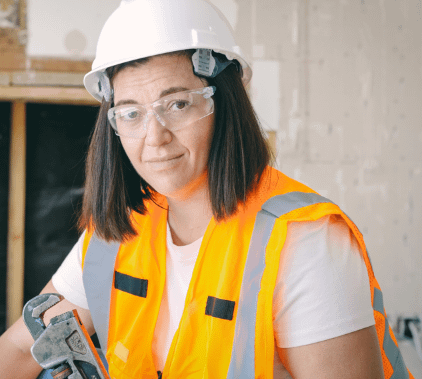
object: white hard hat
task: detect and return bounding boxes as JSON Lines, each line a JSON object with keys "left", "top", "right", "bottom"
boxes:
{"left": 84, "top": 0, "right": 252, "bottom": 102}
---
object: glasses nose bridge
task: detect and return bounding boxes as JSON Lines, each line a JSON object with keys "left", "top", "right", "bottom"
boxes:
{"left": 143, "top": 104, "right": 166, "bottom": 130}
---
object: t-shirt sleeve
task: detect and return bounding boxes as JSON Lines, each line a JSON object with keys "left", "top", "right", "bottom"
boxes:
{"left": 273, "top": 214, "right": 375, "bottom": 348}
{"left": 52, "top": 231, "right": 89, "bottom": 309}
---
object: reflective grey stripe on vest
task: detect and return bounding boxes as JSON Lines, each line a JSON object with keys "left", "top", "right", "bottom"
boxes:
{"left": 227, "top": 192, "right": 333, "bottom": 378}
{"left": 83, "top": 233, "right": 120, "bottom": 356}
{"left": 373, "top": 288, "right": 409, "bottom": 379}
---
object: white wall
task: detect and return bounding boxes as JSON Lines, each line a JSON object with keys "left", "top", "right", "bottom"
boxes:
{"left": 236, "top": 0, "right": 422, "bottom": 322}
{"left": 26, "top": 0, "right": 422, "bottom": 320}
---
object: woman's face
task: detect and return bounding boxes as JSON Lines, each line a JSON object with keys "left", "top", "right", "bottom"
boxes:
{"left": 112, "top": 54, "right": 215, "bottom": 200}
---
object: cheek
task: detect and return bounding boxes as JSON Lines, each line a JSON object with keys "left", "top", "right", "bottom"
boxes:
{"left": 119, "top": 138, "right": 143, "bottom": 164}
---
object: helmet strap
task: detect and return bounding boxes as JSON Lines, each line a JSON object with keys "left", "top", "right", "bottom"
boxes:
{"left": 192, "top": 49, "right": 241, "bottom": 79}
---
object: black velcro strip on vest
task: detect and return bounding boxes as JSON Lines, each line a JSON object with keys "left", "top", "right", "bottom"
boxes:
{"left": 114, "top": 271, "right": 148, "bottom": 298}
{"left": 205, "top": 296, "right": 235, "bottom": 320}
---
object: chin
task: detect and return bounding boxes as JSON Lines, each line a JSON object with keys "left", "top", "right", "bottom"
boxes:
{"left": 149, "top": 180, "right": 188, "bottom": 197}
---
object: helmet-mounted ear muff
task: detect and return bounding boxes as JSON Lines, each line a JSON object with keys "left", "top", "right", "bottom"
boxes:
{"left": 98, "top": 74, "right": 113, "bottom": 103}
{"left": 192, "top": 49, "right": 242, "bottom": 79}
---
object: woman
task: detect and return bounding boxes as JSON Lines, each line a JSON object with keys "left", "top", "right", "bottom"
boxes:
{"left": 0, "top": 0, "right": 413, "bottom": 378}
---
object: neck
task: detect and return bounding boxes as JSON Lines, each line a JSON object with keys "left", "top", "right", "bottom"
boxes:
{"left": 167, "top": 182, "right": 213, "bottom": 246}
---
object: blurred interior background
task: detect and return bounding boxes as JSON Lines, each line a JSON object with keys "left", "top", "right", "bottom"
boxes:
{"left": 0, "top": 0, "right": 421, "bottom": 374}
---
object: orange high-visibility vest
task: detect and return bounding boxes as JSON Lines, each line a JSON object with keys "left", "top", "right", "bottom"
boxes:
{"left": 82, "top": 167, "right": 414, "bottom": 379}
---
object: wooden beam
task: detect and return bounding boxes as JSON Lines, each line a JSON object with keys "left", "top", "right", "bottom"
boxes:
{"left": 29, "top": 58, "right": 92, "bottom": 73}
{"left": 7, "top": 101, "right": 26, "bottom": 327}
{"left": 0, "top": 56, "right": 93, "bottom": 73}
{"left": 0, "top": 85, "right": 98, "bottom": 105}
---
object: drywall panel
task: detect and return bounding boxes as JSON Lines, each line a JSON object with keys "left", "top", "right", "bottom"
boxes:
{"left": 27, "top": 0, "right": 120, "bottom": 58}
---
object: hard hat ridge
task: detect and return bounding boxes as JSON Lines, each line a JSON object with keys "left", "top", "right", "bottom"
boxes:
{"left": 84, "top": 0, "right": 252, "bottom": 102}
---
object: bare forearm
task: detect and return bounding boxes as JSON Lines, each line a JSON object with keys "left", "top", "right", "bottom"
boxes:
{"left": 0, "top": 319, "right": 43, "bottom": 379}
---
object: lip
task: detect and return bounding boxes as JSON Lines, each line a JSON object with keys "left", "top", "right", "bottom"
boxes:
{"left": 145, "top": 154, "right": 184, "bottom": 171}
{"left": 146, "top": 154, "right": 183, "bottom": 163}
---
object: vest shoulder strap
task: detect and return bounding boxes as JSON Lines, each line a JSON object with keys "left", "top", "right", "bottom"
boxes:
{"left": 82, "top": 234, "right": 120, "bottom": 355}
{"left": 262, "top": 191, "right": 334, "bottom": 217}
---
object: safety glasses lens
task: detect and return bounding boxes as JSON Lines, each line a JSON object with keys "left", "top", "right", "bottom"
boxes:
{"left": 107, "top": 86, "right": 215, "bottom": 138}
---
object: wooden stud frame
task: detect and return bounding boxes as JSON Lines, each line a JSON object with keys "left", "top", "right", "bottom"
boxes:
{"left": 2, "top": 87, "right": 97, "bottom": 327}
{"left": 0, "top": 0, "right": 99, "bottom": 329}
{"left": 6, "top": 101, "right": 26, "bottom": 327}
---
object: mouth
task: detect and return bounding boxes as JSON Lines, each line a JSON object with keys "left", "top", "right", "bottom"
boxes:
{"left": 147, "top": 154, "right": 183, "bottom": 163}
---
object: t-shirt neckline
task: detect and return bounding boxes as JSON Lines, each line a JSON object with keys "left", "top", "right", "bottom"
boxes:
{"left": 166, "top": 222, "right": 203, "bottom": 262}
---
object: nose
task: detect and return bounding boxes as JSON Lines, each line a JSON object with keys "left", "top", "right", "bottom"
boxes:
{"left": 144, "top": 110, "right": 172, "bottom": 146}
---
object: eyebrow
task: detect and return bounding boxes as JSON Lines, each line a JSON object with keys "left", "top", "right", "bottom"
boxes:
{"left": 114, "top": 86, "right": 189, "bottom": 107}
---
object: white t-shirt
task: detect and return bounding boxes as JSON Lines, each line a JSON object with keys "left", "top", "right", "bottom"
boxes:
{"left": 52, "top": 214, "right": 375, "bottom": 376}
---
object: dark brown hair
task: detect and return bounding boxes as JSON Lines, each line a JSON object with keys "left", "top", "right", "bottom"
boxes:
{"left": 79, "top": 51, "right": 271, "bottom": 242}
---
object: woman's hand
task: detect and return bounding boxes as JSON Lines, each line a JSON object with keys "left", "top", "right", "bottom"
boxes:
{"left": 277, "top": 325, "right": 384, "bottom": 379}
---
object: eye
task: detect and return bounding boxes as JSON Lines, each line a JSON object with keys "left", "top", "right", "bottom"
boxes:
{"left": 170, "top": 100, "right": 190, "bottom": 111}
{"left": 119, "top": 107, "right": 142, "bottom": 122}
{"left": 124, "top": 110, "right": 139, "bottom": 119}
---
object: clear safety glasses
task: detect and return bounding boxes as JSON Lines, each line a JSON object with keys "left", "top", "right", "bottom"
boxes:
{"left": 107, "top": 86, "right": 216, "bottom": 139}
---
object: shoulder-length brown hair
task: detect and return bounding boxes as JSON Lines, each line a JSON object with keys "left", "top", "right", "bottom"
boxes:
{"left": 79, "top": 51, "right": 271, "bottom": 242}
